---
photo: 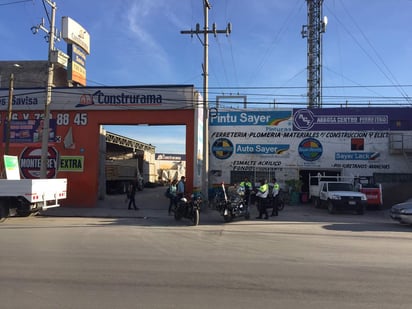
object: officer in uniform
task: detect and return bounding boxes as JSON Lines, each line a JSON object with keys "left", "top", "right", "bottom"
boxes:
{"left": 271, "top": 178, "right": 280, "bottom": 217}
{"left": 255, "top": 179, "right": 269, "bottom": 219}
{"left": 239, "top": 177, "right": 253, "bottom": 206}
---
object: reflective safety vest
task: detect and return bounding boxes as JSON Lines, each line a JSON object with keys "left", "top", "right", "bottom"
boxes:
{"left": 257, "top": 183, "right": 269, "bottom": 198}
{"left": 240, "top": 181, "right": 252, "bottom": 190}
{"left": 273, "top": 182, "right": 280, "bottom": 197}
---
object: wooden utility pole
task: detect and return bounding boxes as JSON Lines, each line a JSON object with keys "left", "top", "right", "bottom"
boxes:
{"left": 181, "top": 0, "right": 231, "bottom": 202}
{"left": 39, "top": 0, "right": 57, "bottom": 178}
{"left": 5, "top": 73, "right": 14, "bottom": 155}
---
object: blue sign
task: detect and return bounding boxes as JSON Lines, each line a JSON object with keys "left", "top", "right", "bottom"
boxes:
{"left": 235, "top": 144, "right": 289, "bottom": 155}
{"left": 210, "top": 111, "right": 292, "bottom": 126}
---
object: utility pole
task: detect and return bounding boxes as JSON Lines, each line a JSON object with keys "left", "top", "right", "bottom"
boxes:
{"left": 5, "top": 73, "right": 14, "bottom": 155}
{"left": 301, "top": 0, "right": 327, "bottom": 108}
{"left": 31, "top": 0, "right": 57, "bottom": 178}
{"left": 181, "top": 0, "right": 231, "bottom": 202}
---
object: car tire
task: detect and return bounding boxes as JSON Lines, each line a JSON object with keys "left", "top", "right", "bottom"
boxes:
{"left": 327, "top": 201, "right": 335, "bottom": 214}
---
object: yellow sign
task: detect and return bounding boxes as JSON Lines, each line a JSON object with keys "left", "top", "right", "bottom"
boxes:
{"left": 59, "top": 156, "right": 84, "bottom": 172}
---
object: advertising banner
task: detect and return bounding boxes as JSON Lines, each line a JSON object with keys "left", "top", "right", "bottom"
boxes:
{"left": 209, "top": 108, "right": 412, "bottom": 185}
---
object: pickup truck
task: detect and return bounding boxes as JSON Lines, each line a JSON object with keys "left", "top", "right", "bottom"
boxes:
{"left": 309, "top": 175, "right": 367, "bottom": 214}
{"left": 0, "top": 178, "right": 67, "bottom": 222}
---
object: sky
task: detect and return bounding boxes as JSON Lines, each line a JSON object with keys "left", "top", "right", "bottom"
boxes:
{"left": 1, "top": 0, "right": 411, "bottom": 154}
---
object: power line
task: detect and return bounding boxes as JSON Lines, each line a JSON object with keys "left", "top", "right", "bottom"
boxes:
{"left": 0, "top": 0, "right": 31, "bottom": 6}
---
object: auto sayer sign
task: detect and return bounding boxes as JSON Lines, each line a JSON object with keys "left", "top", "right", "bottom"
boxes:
{"left": 208, "top": 107, "right": 412, "bottom": 185}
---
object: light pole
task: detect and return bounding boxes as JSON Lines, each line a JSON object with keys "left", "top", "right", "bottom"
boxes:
{"left": 5, "top": 73, "right": 14, "bottom": 156}
{"left": 181, "top": 1, "right": 231, "bottom": 202}
{"left": 31, "top": 0, "right": 57, "bottom": 178}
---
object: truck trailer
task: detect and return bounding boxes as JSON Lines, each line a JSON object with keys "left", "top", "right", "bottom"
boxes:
{"left": 105, "top": 159, "right": 144, "bottom": 194}
{"left": 0, "top": 178, "right": 67, "bottom": 222}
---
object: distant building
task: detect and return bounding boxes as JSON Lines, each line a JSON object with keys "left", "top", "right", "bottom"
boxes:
{"left": 0, "top": 60, "right": 72, "bottom": 89}
{"left": 155, "top": 153, "right": 186, "bottom": 183}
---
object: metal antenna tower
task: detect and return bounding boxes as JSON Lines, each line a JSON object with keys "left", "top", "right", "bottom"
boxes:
{"left": 301, "top": 0, "right": 327, "bottom": 108}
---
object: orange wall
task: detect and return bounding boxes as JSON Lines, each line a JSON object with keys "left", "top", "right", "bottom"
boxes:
{"left": 1, "top": 109, "right": 195, "bottom": 208}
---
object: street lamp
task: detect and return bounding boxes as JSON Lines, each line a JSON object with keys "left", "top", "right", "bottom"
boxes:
{"left": 31, "top": 0, "right": 57, "bottom": 178}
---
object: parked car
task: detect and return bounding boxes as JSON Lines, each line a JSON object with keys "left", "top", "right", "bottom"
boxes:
{"left": 390, "top": 198, "right": 412, "bottom": 225}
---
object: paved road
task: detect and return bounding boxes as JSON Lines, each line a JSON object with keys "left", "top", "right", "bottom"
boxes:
{"left": 1, "top": 187, "right": 411, "bottom": 309}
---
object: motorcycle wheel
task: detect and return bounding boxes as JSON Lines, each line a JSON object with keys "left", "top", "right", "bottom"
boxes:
{"left": 277, "top": 200, "right": 285, "bottom": 211}
{"left": 174, "top": 209, "right": 182, "bottom": 221}
{"left": 192, "top": 209, "right": 200, "bottom": 226}
{"left": 223, "top": 214, "right": 232, "bottom": 223}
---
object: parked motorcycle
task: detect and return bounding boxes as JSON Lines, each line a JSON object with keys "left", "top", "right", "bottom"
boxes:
{"left": 174, "top": 194, "right": 201, "bottom": 226}
{"left": 217, "top": 183, "right": 251, "bottom": 222}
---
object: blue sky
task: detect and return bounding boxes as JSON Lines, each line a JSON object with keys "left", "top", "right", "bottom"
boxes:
{"left": 1, "top": 0, "right": 411, "bottom": 153}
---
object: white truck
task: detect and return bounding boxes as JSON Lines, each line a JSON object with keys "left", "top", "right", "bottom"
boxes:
{"left": 0, "top": 178, "right": 67, "bottom": 222}
{"left": 309, "top": 175, "right": 367, "bottom": 215}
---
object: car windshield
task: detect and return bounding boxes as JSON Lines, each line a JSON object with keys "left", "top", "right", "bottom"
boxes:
{"left": 328, "top": 183, "right": 354, "bottom": 191}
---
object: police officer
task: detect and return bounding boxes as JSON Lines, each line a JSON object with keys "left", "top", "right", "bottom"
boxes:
{"left": 271, "top": 178, "right": 280, "bottom": 217}
{"left": 239, "top": 177, "right": 253, "bottom": 206}
{"left": 255, "top": 179, "right": 269, "bottom": 219}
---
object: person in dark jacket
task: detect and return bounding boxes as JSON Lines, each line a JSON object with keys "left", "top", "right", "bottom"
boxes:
{"left": 168, "top": 179, "right": 178, "bottom": 215}
{"left": 126, "top": 181, "right": 139, "bottom": 210}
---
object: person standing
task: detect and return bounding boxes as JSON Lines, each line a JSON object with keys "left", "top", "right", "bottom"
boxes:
{"left": 255, "top": 179, "right": 269, "bottom": 219}
{"left": 239, "top": 177, "right": 253, "bottom": 204}
{"left": 168, "top": 179, "right": 178, "bottom": 215}
{"left": 177, "top": 176, "right": 186, "bottom": 200}
{"left": 271, "top": 178, "right": 280, "bottom": 217}
{"left": 126, "top": 181, "right": 139, "bottom": 210}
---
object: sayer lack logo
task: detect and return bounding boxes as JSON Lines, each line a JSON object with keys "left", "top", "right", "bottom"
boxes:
{"left": 19, "top": 147, "right": 59, "bottom": 179}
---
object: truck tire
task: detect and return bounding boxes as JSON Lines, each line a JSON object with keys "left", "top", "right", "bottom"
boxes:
{"left": 314, "top": 197, "right": 321, "bottom": 208}
{"left": 327, "top": 201, "right": 335, "bottom": 214}
{"left": 16, "top": 203, "right": 31, "bottom": 217}
{"left": 0, "top": 202, "right": 9, "bottom": 223}
{"left": 356, "top": 205, "right": 365, "bottom": 215}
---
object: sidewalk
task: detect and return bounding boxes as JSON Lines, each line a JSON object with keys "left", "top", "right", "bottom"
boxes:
{"left": 40, "top": 189, "right": 172, "bottom": 219}
{"left": 39, "top": 186, "right": 392, "bottom": 224}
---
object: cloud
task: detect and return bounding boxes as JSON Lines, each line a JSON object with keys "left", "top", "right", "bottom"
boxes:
{"left": 125, "top": 1, "right": 168, "bottom": 65}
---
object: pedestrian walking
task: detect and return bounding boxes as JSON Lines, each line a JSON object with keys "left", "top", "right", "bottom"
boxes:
{"left": 168, "top": 179, "right": 178, "bottom": 215}
{"left": 126, "top": 181, "right": 139, "bottom": 210}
